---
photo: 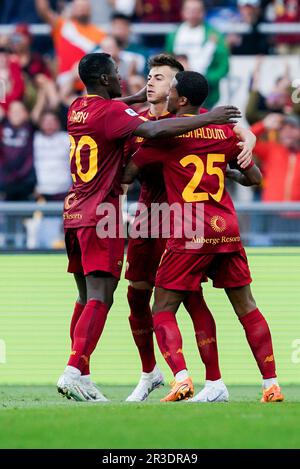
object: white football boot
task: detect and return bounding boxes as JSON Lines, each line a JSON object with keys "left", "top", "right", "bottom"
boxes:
{"left": 80, "top": 376, "right": 109, "bottom": 402}
{"left": 57, "top": 372, "right": 92, "bottom": 402}
{"left": 187, "top": 379, "right": 229, "bottom": 403}
{"left": 126, "top": 365, "right": 164, "bottom": 402}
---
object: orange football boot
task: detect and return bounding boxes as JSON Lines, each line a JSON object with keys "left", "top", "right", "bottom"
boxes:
{"left": 261, "top": 384, "right": 284, "bottom": 403}
{"left": 160, "top": 377, "right": 194, "bottom": 402}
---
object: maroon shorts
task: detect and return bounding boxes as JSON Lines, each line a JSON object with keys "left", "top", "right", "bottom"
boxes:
{"left": 155, "top": 248, "right": 252, "bottom": 291}
{"left": 65, "top": 227, "right": 125, "bottom": 279}
{"left": 125, "top": 237, "right": 167, "bottom": 284}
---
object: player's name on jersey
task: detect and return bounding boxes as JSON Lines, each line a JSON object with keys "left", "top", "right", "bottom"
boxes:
{"left": 176, "top": 127, "right": 227, "bottom": 140}
{"left": 191, "top": 235, "right": 241, "bottom": 245}
{"left": 69, "top": 111, "right": 89, "bottom": 124}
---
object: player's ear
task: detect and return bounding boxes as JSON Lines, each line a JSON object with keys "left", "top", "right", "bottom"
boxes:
{"left": 100, "top": 74, "right": 109, "bottom": 86}
{"left": 179, "top": 96, "right": 188, "bottom": 107}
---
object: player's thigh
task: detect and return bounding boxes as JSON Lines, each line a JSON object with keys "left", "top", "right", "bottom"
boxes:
{"left": 225, "top": 284, "right": 256, "bottom": 318}
{"left": 129, "top": 280, "right": 153, "bottom": 290}
{"left": 153, "top": 287, "right": 185, "bottom": 314}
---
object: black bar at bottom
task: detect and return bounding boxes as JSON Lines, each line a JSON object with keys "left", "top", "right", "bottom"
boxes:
{"left": 0, "top": 449, "right": 299, "bottom": 465}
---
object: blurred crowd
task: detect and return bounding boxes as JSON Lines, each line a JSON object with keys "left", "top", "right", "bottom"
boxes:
{"left": 0, "top": 0, "right": 299, "bottom": 212}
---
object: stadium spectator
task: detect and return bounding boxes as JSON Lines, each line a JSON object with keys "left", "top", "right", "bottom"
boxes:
{"left": 107, "top": 0, "right": 137, "bottom": 18}
{"left": 251, "top": 113, "right": 300, "bottom": 201}
{"left": 110, "top": 13, "right": 149, "bottom": 73}
{"left": 8, "top": 24, "right": 59, "bottom": 112}
{"left": 245, "top": 57, "right": 294, "bottom": 126}
{"left": 0, "top": 101, "right": 36, "bottom": 201}
{"left": 270, "top": 0, "right": 300, "bottom": 54}
{"left": 98, "top": 36, "right": 143, "bottom": 92}
{"left": 228, "top": 0, "right": 271, "bottom": 55}
{"left": 35, "top": 0, "right": 106, "bottom": 87}
{"left": 33, "top": 110, "right": 71, "bottom": 201}
{"left": 135, "top": 0, "right": 183, "bottom": 22}
{"left": 165, "top": 0, "right": 229, "bottom": 108}
{"left": 0, "top": 0, "right": 59, "bottom": 24}
{"left": 0, "top": 47, "right": 25, "bottom": 112}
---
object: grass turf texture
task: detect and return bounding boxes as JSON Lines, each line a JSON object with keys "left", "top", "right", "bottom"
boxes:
{"left": 0, "top": 248, "right": 300, "bottom": 449}
{"left": 0, "top": 385, "right": 300, "bottom": 449}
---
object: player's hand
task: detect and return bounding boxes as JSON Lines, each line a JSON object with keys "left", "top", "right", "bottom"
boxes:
{"left": 133, "top": 86, "right": 147, "bottom": 104}
{"left": 225, "top": 167, "right": 240, "bottom": 182}
{"left": 208, "top": 106, "right": 242, "bottom": 125}
{"left": 237, "top": 141, "right": 252, "bottom": 169}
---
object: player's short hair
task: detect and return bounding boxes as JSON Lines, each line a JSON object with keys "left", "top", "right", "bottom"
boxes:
{"left": 148, "top": 54, "right": 184, "bottom": 72}
{"left": 78, "top": 53, "right": 114, "bottom": 87}
{"left": 175, "top": 71, "right": 209, "bottom": 106}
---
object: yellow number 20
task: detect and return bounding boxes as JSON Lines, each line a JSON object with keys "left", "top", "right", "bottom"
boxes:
{"left": 69, "top": 135, "right": 98, "bottom": 183}
{"left": 180, "top": 153, "right": 225, "bottom": 203}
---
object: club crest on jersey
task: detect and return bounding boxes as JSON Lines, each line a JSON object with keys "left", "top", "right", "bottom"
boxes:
{"left": 125, "top": 108, "right": 138, "bottom": 117}
{"left": 210, "top": 215, "right": 226, "bottom": 233}
{"left": 64, "top": 193, "right": 77, "bottom": 210}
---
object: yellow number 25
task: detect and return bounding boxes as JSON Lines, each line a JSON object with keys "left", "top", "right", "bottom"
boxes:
{"left": 180, "top": 153, "right": 225, "bottom": 203}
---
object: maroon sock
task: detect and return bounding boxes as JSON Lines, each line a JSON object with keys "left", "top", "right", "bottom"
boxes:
{"left": 127, "top": 286, "right": 156, "bottom": 373}
{"left": 184, "top": 291, "right": 221, "bottom": 381}
{"left": 239, "top": 308, "right": 276, "bottom": 379}
{"left": 68, "top": 299, "right": 109, "bottom": 373}
{"left": 70, "top": 302, "right": 90, "bottom": 376}
{"left": 153, "top": 311, "right": 187, "bottom": 376}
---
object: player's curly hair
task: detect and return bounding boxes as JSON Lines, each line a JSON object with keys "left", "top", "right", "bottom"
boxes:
{"left": 175, "top": 71, "right": 209, "bottom": 106}
{"left": 148, "top": 54, "right": 184, "bottom": 72}
{"left": 78, "top": 53, "right": 113, "bottom": 87}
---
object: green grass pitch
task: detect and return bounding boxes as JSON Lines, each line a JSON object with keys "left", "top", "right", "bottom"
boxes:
{"left": 0, "top": 248, "right": 300, "bottom": 449}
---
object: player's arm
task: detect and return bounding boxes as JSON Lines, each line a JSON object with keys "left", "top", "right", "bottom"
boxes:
{"left": 233, "top": 125, "right": 256, "bottom": 169}
{"left": 117, "top": 87, "right": 147, "bottom": 106}
{"left": 133, "top": 106, "right": 241, "bottom": 139}
{"left": 123, "top": 161, "right": 140, "bottom": 184}
{"left": 35, "top": 0, "right": 58, "bottom": 27}
{"left": 226, "top": 164, "right": 262, "bottom": 186}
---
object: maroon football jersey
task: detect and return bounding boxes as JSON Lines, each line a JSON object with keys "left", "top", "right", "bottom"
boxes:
{"left": 133, "top": 119, "right": 244, "bottom": 254}
{"left": 64, "top": 95, "right": 145, "bottom": 227}
{"left": 125, "top": 110, "right": 174, "bottom": 207}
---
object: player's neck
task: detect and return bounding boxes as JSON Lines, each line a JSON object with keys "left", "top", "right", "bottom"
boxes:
{"left": 149, "top": 102, "right": 168, "bottom": 119}
{"left": 177, "top": 105, "right": 199, "bottom": 117}
{"left": 86, "top": 87, "right": 110, "bottom": 99}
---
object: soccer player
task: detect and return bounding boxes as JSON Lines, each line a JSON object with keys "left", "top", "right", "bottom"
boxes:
{"left": 123, "top": 71, "right": 284, "bottom": 403}
{"left": 125, "top": 55, "right": 256, "bottom": 403}
{"left": 57, "top": 53, "right": 241, "bottom": 402}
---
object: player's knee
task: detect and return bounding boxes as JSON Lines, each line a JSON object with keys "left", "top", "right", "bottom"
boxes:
{"left": 226, "top": 285, "right": 256, "bottom": 317}
{"left": 152, "top": 294, "right": 180, "bottom": 315}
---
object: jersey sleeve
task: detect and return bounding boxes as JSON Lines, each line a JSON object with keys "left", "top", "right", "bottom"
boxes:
{"left": 105, "top": 101, "right": 147, "bottom": 141}
{"left": 132, "top": 141, "right": 166, "bottom": 168}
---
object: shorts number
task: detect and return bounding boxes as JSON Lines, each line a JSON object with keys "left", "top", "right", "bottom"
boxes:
{"left": 69, "top": 135, "right": 98, "bottom": 183}
{"left": 180, "top": 153, "right": 225, "bottom": 203}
